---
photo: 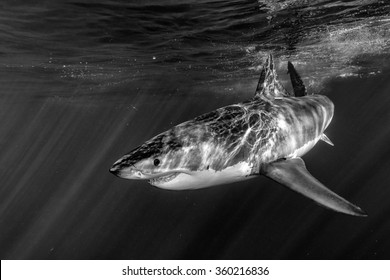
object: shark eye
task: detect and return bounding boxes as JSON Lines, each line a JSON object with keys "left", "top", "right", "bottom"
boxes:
{"left": 153, "top": 158, "right": 161, "bottom": 166}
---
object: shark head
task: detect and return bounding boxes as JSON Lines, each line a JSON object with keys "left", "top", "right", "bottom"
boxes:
{"left": 110, "top": 129, "right": 195, "bottom": 189}
{"left": 109, "top": 122, "right": 253, "bottom": 190}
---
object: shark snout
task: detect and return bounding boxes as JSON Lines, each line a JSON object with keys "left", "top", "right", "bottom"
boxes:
{"left": 109, "top": 161, "right": 126, "bottom": 177}
{"left": 109, "top": 160, "right": 148, "bottom": 180}
{"left": 109, "top": 165, "right": 121, "bottom": 176}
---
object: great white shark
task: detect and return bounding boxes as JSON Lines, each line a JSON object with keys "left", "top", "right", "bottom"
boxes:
{"left": 110, "top": 54, "right": 366, "bottom": 217}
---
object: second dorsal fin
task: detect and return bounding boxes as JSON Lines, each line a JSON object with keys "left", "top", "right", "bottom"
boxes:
{"left": 254, "top": 54, "right": 289, "bottom": 99}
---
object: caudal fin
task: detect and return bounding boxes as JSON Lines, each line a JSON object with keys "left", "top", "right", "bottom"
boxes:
{"left": 287, "top": 61, "right": 307, "bottom": 97}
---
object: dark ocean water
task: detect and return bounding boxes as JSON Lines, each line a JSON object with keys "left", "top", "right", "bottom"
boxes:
{"left": 0, "top": 0, "right": 390, "bottom": 259}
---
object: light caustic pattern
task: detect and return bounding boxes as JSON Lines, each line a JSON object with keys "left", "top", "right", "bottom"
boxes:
{"left": 120, "top": 94, "right": 333, "bottom": 177}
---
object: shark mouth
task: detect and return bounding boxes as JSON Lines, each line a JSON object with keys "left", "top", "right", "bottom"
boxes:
{"left": 148, "top": 172, "right": 180, "bottom": 184}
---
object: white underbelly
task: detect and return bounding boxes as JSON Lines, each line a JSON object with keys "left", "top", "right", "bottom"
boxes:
{"left": 287, "top": 136, "right": 321, "bottom": 158}
{"left": 154, "top": 161, "right": 253, "bottom": 190}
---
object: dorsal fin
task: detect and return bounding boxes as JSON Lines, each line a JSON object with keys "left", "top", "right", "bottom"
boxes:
{"left": 254, "top": 54, "right": 289, "bottom": 99}
{"left": 287, "top": 61, "right": 307, "bottom": 97}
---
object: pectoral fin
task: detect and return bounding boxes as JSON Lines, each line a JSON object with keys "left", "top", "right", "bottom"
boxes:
{"left": 261, "top": 158, "right": 367, "bottom": 217}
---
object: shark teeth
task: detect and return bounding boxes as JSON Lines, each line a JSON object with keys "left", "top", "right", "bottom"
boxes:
{"left": 149, "top": 173, "right": 179, "bottom": 184}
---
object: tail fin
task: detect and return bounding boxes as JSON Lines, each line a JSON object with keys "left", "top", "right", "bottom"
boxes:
{"left": 287, "top": 61, "right": 307, "bottom": 97}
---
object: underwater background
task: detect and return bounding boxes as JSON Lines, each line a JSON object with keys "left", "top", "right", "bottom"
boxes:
{"left": 0, "top": 0, "right": 389, "bottom": 259}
